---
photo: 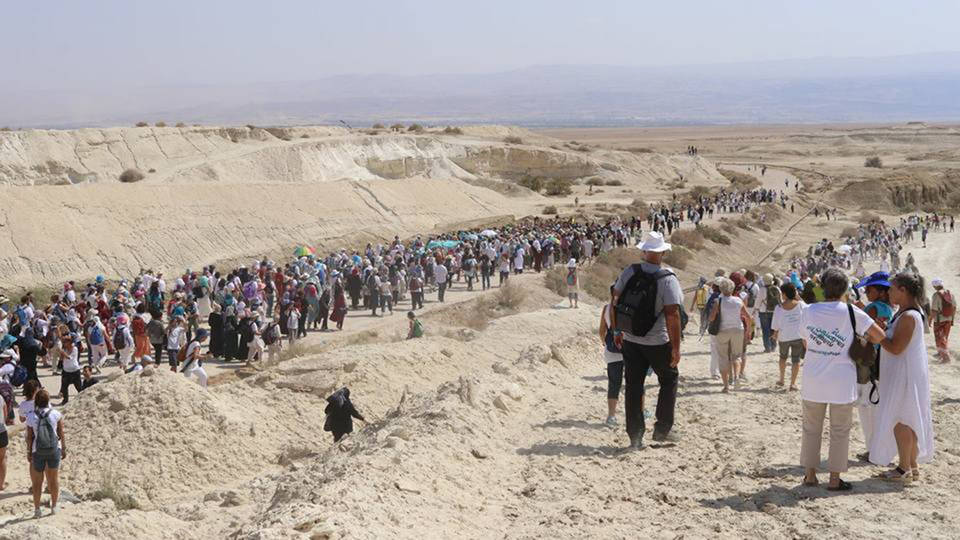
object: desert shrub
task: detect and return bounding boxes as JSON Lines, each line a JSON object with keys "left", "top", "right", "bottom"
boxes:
{"left": 618, "top": 198, "right": 649, "bottom": 221}
{"left": 118, "top": 168, "right": 145, "bottom": 183}
{"left": 497, "top": 279, "right": 528, "bottom": 309}
{"left": 696, "top": 224, "right": 731, "bottom": 245}
{"left": 586, "top": 177, "right": 604, "bottom": 186}
{"left": 840, "top": 226, "right": 860, "bottom": 238}
{"left": 517, "top": 176, "right": 544, "bottom": 192}
{"left": 407, "top": 123, "right": 424, "bottom": 133}
{"left": 735, "top": 217, "right": 753, "bottom": 230}
{"left": 624, "top": 147, "right": 655, "bottom": 153}
{"left": 390, "top": 123, "right": 405, "bottom": 131}
{"left": 155, "top": 121, "right": 166, "bottom": 127}
{"left": 175, "top": 122, "right": 186, "bottom": 128}
{"left": 605, "top": 179, "right": 623, "bottom": 186}
{"left": 135, "top": 121, "right": 148, "bottom": 127}
{"left": 148, "top": 168, "right": 156, "bottom": 173}
{"left": 544, "top": 178, "right": 573, "bottom": 196}
{"left": 246, "top": 124, "right": 257, "bottom": 130}
{"left": 669, "top": 229, "right": 705, "bottom": 251}
{"left": 443, "top": 126, "right": 463, "bottom": 135}
{"left": 372, "top": 123, "right": 385, "bottom": 129}
{"left": 719, "top": 220, "right": 739, "bottom": 236}
{"left": 718, "top": 168, "right": 761, "bottom": 190}
{"left": 575, "top": 145, "right": 591, "bottom": 152}
{"left": 0, "top": 127, "right": 11, "bottom": 131}
{"left": 301, "top": 134, "right": 310, "bottom": 138}
{"left": 543, "top": 205, "right": 558, "bottom": 215}
{"left": 663, "top": 245, "right": 692, "bottom": 270}
{"left": 544, "top": 266, "right": 567, "bottom": 296}
{"left": 90, "top": 469, "right": 140, "bottom": 510}
{"left": 865, "top": 156, "right": 883, "bottom": 168}
{"left": 503, "top": 136, "right": 523, "bottom": 144}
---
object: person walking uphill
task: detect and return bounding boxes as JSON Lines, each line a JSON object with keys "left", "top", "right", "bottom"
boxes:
{"left": 929, "top": 278, "right": 954, "bottom": 363}
{"left": 610, "top": 231, "right": 684, "bottom": 450}
{"left": 323, "top": 387, "right": 366, "bottom": 443}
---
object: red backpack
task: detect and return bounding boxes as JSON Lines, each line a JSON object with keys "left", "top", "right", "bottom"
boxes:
{"left": 940, "top": 290, "right": 956, "bottom": 318}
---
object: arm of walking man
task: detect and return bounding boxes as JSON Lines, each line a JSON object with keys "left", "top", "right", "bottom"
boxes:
{"left": 664, "top": 304, "right": 681, "bottom": 367}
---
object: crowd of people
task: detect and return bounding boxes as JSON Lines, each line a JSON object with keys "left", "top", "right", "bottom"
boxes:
{"left": 0, "top": 169, "right": 951, "bottom": 515}
{"left": 602, "top": 211, "right": 946, "bottom": 490}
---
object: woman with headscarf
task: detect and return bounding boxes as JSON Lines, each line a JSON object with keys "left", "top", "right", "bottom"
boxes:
{"left": 207, "top": 303, "right": 224, "bottom": 359}
{"left": 222, "top": 306, "right": 240, "bottom": 362}
{"left": 17, "top": 329, "right": 44, "bottom": 383}
{"left": 323, "top": 387, "right": 366, "bottom": 443}
{"left": 331, "top": 279, "right": 348, "bottom": 331}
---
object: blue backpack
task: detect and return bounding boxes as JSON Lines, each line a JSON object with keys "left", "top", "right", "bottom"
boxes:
{"left": 10, "top": 364, "right": 27, "bottom": 388}
{"left": 89, "top": 324, "right": 105, "bottom": 346}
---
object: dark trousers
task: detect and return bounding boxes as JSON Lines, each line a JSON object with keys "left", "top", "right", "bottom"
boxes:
{"left": 759, "top": 312, "right": 775, "bottom": 352}
{"left": 411, "top": 291, "right": 423, "bottom": 310}
{"left": 622, "top": 341, "right": 677, "bottom": 437}
{"left": 371, "top": 291, "right": 380, "bottom": 316}
{"left": 438, "top": 282, "right": 447, "bottom": 302}
{"left": 153, "top": 343, "right": 164, "bottom": 365}
{"left": 60, "top": 370, "right": 82, "bottom": 403}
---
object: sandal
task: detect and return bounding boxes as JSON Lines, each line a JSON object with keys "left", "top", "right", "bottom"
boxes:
{"left": 878, "top": 467, "right": 912, "bottom": 483}
{"left": 826, "top": 478, "right": 852, "bottom": 491}
{"left": 802, "top": 477, "right": 818, "bottom": 487}
{"left": 775, "top": 381, "right": 784, "bottom": 388}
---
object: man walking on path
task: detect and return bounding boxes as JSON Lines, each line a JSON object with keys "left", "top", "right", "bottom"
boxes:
{"left": 930, "top": 278, "right": 954, "bottom": 363}
{"left": 610, "top": 231, "right": 684, "bottom": 450}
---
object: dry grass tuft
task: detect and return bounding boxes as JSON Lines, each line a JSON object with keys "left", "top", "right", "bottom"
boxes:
{"left": 669, "top": 229, "right": 705, "bottom": 251}
{"left": 696, "top": 224, "right": 731, "bottom": 245}
{"left": 504, "top": 136, "right": 523, "bottom": 144}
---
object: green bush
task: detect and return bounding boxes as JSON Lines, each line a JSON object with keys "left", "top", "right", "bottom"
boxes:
{"left": 865, "top": 156, "right": 883, "bottom": 168}
{"left": 407, "top": 124, "right": 424, "bottom": 133}
{"left": 518, "top": 176, "right": 544, "bottom": 192}
{"left": 605, "top": 179, "right": 623, "bottom": 186}
{"left": 443, "top": 126, "right": 463, "bottom": 135}
{"left": 543, "top": 205, "right": 558, "bottom": 215}
{"left": 544, "top": 178, "right": 573, "bottom": 196}
{"left": 586, "top": 177, "right": 604, "bottom": 186}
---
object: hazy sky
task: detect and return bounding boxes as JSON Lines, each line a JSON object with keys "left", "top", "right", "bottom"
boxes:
{"left": 4, "top": 0, "right": 959, "bottom": 91}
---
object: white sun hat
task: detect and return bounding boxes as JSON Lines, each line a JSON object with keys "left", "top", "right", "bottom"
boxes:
{"left": 636, "top": 231, "right": 672, "bottom": 253}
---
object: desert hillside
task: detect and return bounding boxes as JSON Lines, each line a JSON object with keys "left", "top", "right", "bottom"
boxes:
{"left": 0, "top": 125, "right": 724, "bottom": 290}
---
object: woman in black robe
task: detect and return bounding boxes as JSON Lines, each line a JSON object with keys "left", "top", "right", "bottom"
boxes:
{"left": 323, "top": 387, "right": 365, "bottom": 442}
{"left": 222, "top": 310, "right": 239, "bottom": 361}
{"left": 236, "top": 313, "right": 251, "bottom": 361}
{"left": 207, "top": 303, "right": 224, "bottom": 359}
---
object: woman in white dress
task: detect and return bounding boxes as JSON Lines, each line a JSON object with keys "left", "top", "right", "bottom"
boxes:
{"left": 871, "top": 273, "right": 935, "bottom": 483}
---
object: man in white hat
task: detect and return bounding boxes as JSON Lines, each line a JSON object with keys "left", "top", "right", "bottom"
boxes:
{"left": 930, "top": 278, "right": 954, "bottom": 363}
{"left": 610, "top": 231, "right": 684, "bottom": 449}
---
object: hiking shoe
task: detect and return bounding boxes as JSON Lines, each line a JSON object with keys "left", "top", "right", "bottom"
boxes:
{"left": 50, "top": 504, "right": 58, "bottom": 515}
{"left": 652, "top": 431, "right": 680, "bottom": 443}
{"left": 605, "top": 415, "right": 617, "bottom": 427}
{"left": 627, "top": 433, "right": 645, "bottom": 451}
{"left": 34, "top": 508, "right": 42, "bottom": 519}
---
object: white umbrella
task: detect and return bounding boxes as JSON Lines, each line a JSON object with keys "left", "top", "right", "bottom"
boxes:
{"left": 480, "top": 229, "right": 498, "bottom": 238}
{"left": 837, "top": 245, "right": 853, "bottom": 254}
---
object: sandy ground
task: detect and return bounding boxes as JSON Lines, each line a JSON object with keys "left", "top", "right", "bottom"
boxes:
{"left": 0, "top": 128, "right": 958, "bottom": 538}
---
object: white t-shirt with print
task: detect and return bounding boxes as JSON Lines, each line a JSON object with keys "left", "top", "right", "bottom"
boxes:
{"left": 800, "top": 302, "right": 875, "bottom": 404}
{"left": 772, "top": 301, "right": 807, "bottom": 342}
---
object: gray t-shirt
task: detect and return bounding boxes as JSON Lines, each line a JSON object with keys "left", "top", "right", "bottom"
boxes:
{"left": 613, "top": 261, "right": 684, "bottom": 345}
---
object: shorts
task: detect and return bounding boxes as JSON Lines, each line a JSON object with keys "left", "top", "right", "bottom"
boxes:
{"left": 0, "top": 431, "right": 8, "bottom": 448}
{"left": 568, "top": 292, "right": 578, "bottom": 300}
{"left": 32, "top": 448, "right": 61, "bottom": 472}
{"left": 778, "top": 339, "right": 805, "bottom": 364}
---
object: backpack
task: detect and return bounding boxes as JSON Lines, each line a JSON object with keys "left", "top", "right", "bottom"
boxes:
{"left": 10, "top": 363, "right": 28, "bottom": 388}
{"left": 176, "top": 343, "right": 189, "bottom": 365}
{"left": 765, "top": 285, "right": 781, "bottom": 310}
{"left": 89, "top": 324, "right": 105, "bottom": 346}
{"left": 192, "top": 285, "right": 204, "bottom": 299}
{"left": 366, "top": 274, "right": 378, "bottom": 291}
{"left": 746, "top": 284, "right": 758, "bottom": 308}
{"left": 34, "top": 409, "right": 59, "bottom": 458}
{"left": 113, "top": 327, "right": 128, "bottom": 350}
{"left": 940, "top": 291, "right": 956, "bottom": 318}
{"left": 613, "top": 266, "right": 674, "bottom": 337}
{"left": 263, "top": 323, "right": 279, "bottom": 346}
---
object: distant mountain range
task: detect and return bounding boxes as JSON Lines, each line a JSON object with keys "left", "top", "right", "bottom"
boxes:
{"left": 4, "top": 52, "right": 960, "bottom": 128}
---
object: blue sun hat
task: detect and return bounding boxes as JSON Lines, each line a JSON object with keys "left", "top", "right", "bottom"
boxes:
{"left": 857, "top": 271, "right": 890, "bottom": 289}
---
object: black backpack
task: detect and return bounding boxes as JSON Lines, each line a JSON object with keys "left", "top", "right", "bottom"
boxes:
{"left": 613, "top": 266, "right": 674, "bottom": 337}
{"left": 113, "top": 327, "right": 128, "bottom": 350}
